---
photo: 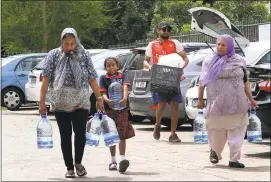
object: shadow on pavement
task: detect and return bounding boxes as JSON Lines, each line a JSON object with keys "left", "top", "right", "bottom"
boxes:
{"left": 245, "top": 151, "right": 271, "bottom": 159}
{"left": 204, "top": 164, "right": 270, "bottom": 172}
{"left": 122, "top": 171, "right": 159, "bottom": 176}
{"left": 48, "top": 176, "right": 132, "bottom": 181}
{"left": 136, "top": 125, "right": 193, "bottom": 132}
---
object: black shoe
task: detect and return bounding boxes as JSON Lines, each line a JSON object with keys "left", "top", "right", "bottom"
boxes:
{"left": 210, "top": 149, "right": 219, "bottom": 164}
{"left": 119, "top": 159, "right": 130, "bottom": 173}
{"left": 229, "top": 161, "right": 245, "bottom": 168}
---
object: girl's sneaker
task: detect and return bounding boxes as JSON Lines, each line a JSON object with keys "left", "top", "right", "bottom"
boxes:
{"left": 109, "top": 162, "right": 117, "bottom": 171}
{"left": 119, "top": 159, "right": 130, "bottom": 173}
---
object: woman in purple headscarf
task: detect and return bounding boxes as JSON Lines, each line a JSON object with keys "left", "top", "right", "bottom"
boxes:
{"left": 197, "top": 34, "right": 258, "bottom": 168}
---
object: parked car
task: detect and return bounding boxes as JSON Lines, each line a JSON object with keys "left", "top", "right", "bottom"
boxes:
{"left": 127, "top": 43, "right": 217, "bottom": 125}
{"left": 86, "top": 49, "right": 108, "bottom": 56}
{"left": 24, "top": 49, "right": 132, "bottom": 114}
{"left": 185, "top": 41, "right": 270, "bottom": 122}
{"left": 1, "top": 53, "right": 47, "bottom": 110}
{"left": 129, "top": 7, "right": 254, "bottom": 128}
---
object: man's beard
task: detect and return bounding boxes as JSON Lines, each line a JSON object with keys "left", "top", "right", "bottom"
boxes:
{"left": 160, "top": 34, "right": 169, "bottom": 39}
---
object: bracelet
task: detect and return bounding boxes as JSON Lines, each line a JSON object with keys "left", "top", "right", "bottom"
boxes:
{"left": 96, "top": 96, "right": 103, "bottom": 100}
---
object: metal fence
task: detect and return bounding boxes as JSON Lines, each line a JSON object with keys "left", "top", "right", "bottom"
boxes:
{"left": 108, "top": 21, "right": 270, "bottom": 49}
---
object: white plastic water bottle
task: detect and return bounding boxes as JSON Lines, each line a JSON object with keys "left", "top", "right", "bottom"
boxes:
{"left": 247, "top": 110, "right": 262, "bottom": 143}
{"left": 86, "top": 113, "right": 101, "bottom": 147}
{"left": 108, "top": 79, "right": 125, "bottom": 110}
{"left": 193, "top": 110, "right": 208, "bottom": 144}
{"left": 100, "top": 113, "right": 120, "bottom": 147}
{"left": 37, "top": 115, "right": 53, "bottom": 149}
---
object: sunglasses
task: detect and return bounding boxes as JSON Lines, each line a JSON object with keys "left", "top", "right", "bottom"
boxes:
{"left": 161, "top": 27, "right": 172, "bottom": 33}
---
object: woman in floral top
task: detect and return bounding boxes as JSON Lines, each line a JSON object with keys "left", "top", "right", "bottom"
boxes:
{"left": 39, "top": 28, "right": 104, "bottom": 178}
{"left": 197, "top": 34, "right": 258, "bottom": 168}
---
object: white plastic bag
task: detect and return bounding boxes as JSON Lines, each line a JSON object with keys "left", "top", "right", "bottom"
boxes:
{"left": 158, "top": 53, "right": 184, "bottom": 68}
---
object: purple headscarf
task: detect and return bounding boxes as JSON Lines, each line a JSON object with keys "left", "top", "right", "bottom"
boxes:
{"left": 201, "top": 34, "right": 235, "bottom": 85}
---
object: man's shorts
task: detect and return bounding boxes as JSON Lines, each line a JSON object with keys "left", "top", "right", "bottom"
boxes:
{"left": 151, "top": 92, "right": 183, "bottom": 106}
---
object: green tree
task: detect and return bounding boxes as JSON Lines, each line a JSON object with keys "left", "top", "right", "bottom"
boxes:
{"left": 147, "top": 0, "right": 270, "bottom": 38}
{"left": 1, "top": 1, "right": 114, "bottom": 53}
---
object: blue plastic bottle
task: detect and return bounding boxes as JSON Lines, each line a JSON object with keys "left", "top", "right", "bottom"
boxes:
{"left": 100, "top": 113, "right": 120, "bottom": 147}
{"left": 108, "top": 78, "right": 125, "bottom": 110}
{"left": 193, "top": 110, "right": 208, "bottom": 144}
{"left": 37, "top": 115, "right": 53, "bottom": 149}
{"left": 247, "top": 110, "right": 262, "bottom": 143}
{"left": 86, "top": 113, "right": 101, "bottom": 147}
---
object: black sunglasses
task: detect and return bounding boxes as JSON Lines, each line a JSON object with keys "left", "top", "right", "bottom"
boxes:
{"left": 161, "top": 27, "right": 172, "bottom": 33}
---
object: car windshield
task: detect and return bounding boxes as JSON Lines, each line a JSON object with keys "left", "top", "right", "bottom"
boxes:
{"left": 1, "top": 55, "right": 22, "bottom": 66}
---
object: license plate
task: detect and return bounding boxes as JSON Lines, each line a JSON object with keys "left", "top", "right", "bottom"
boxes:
{"left": 30, "top": 78, "right": 36, "bottom": 85}
{"left": 250, "top": 82, "right": 256, "bottom": 92}
{"left": 135, "top": 82, "right": 146, "bottom": 88}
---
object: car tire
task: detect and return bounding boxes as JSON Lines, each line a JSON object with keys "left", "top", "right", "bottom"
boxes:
{"left": 1, "top": 87, "right": 24, "bottom": 111}
{"left": 161, "top": 118, "right": 182, "bottom": 129}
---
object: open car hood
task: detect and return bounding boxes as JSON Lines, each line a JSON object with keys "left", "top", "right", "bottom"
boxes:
{"left": 188, "top": 7, "right": 250, "bottom": 47}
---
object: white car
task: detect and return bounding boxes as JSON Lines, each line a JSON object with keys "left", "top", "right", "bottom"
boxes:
{"left": 184, "top": 7, "right": 270, "bottom": 121}
{"left": 185, "top": 41, "right": 270, "bottom": 120}
{"left": 25, "top": 49, "right": 132, "bottom": 111}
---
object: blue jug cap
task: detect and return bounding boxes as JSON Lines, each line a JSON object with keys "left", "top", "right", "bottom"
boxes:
{"left": 250, "top": 111, "right": 256, "bottom": 115}
{"left": 41, "top": 114, "right": 47, "bottom": 118}
{"left": 198, "top": 110, "right": 203, "bottom": 114}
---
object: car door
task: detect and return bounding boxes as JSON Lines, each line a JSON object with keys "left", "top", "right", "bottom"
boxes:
{"left": 188, "top": 7, "right": 250, "bottom": 47}
{"left": 15, "top": 56, "right": 45, "bottom": 89}
{"left": 122, "top": 49, "right": 146, "bottom": 92}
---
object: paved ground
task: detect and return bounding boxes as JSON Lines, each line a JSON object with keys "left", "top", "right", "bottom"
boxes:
{"left": 1, "top": 107, "right": 270, "bottom": 181}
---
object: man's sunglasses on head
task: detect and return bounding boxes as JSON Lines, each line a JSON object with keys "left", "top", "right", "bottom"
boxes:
{"left": 161, "top": 27, "right": 172, "bottom": 32}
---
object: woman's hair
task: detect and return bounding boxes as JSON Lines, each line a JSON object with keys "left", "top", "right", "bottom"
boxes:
{"left": 104, "top": 57, "right": 120, "bottom": 68}
{"left": 63, "top": 33, "right": 75, "bottom": 40}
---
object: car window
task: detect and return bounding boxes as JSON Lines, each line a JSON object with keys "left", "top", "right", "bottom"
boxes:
{"left": 117, "top": 53, "right": 132, "bottom": 69}
{"left": 256, "top": 51, "right": 270, "bottom": 65}
{"left": 127, "top": 53, "right": 145, "bottom": 70}
{"left": 16, "top": 57, "right": 44, "bottom": 71}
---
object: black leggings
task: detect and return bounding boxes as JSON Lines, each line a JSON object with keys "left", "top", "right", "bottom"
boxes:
{"left": 55, "top": 109, "right": 88, "bottom": 170}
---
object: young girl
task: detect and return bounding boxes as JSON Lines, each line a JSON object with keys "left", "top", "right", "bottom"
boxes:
{"left": 99, "top": 57, "right": 135, "bottom": 173}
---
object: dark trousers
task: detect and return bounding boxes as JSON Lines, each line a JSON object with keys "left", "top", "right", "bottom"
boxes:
{"left": 55, "top": 109, "right": 88, "bottom": 170}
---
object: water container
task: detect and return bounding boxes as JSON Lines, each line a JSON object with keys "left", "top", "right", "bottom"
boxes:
{"left": 193, "top": 110, "right": 208, "bottom": 144}
{"left": 108, "top": 78, "right": 125, "bottom": 110}
{"left": 37, "top": 115, "right": 53, "bottom": 149}
{"left": 86, "top": 113, "right": 101, "bottom": 147}
{"left": 158, "top": 53, "right": 184, "bottom": 68}
{"left": 100, "top": 113, "right": 120, "bottom": 147}
{"left": 247, "top": 110, "right": 262, "bottom": 143}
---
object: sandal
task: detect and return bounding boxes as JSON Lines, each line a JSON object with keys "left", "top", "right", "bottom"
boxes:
{"left": 65, "top": 170, "right": 75, "bottom": 178}
{"left": 75, "top": 164, "right": 87, "bottom": 177}
{"left": 210, "top": 149, "right": 219, "bottom": 164}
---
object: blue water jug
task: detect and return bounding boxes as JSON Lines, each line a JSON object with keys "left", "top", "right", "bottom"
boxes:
{"left": 108, "top": 78, "right": 125, "bottom": 110}
{"left": 100, "top": 113, "right": 120, "bottom": 147}
{"left": 247, "top": 110, "right": 262, "bottom": 143}
{"left": 86, "top": 113, "right": 101, "bottom": 147}
{"left": 37, "top": 115, "right": 53, "bottom": 149}
{"left": 193, "top": 110, "right": 208, "bottom": 144}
